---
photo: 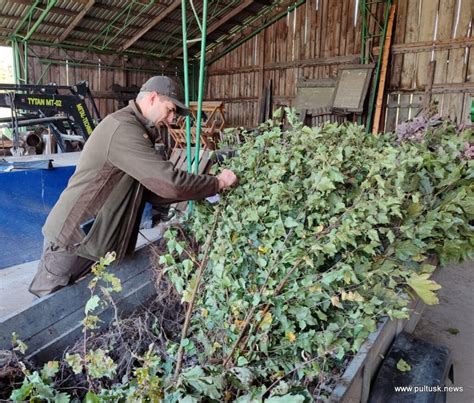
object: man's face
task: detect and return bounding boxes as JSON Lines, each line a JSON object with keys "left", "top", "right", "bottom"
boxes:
{"left": 146, "top": 93, "right": 177, "bottom": 127}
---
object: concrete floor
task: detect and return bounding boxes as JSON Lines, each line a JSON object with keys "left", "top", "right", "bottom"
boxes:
{"left": 413, "top": 260, "right": 474, "bottom": 403}
{"left": 0, "top": 226, "right": 164, "bottom": 320}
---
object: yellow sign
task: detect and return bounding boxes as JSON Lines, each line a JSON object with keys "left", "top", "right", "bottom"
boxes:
{"left": 76, "top": 103, "right": 93, "bottom": 135}
{"left": 26, "top": 97, "right": 62, "bottom": 108}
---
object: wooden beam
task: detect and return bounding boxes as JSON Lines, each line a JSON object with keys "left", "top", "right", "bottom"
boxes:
{"left": 119, "top": 0, "right": 181, "bottom": 52}
{"left": 57, "top": 0, "right": 95, "bottom": 43}
{"left": 374, "top": 36, "right": 474, "bottom": 55}
{"left": 388, "top": 82, "right": 474, "bottom": 94}
{"left": 172, "top": 0, "right": 255, "bottom": 58}
{"left": 208, "top": 55, "right": 359, "bottom": 75}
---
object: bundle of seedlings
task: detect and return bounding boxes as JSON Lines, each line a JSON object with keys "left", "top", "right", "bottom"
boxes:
{"left": 7, "top": 109, "right": 473, "bottom": 401}
{"left": 156, "top": 109, "right": 472, "bottom": 400}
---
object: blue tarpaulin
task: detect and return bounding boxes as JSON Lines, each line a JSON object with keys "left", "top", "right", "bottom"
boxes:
{"left": 0, "top": 166, "right": 75, "bottom": 269}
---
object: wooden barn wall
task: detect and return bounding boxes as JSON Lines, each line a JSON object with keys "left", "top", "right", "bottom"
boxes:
{"left": 385, "top": 0, "right": 473, "bottom": 131}
{"left": 207, "top": 0, "right": 473, "bottom": 131}
{"left": 26, "top": 45, "right": 170, "bottom": 118}
{"left": 206, "top": 0, "right": 373, "bottom": 128}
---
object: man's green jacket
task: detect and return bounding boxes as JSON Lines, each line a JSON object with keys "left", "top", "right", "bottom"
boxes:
{"left": 43, "top": 101, "right": 219, "bottom": 261}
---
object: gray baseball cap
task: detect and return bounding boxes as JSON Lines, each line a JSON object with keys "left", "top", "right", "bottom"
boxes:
{"left": 140, "top": 76, "right": 190, "bottom": 116}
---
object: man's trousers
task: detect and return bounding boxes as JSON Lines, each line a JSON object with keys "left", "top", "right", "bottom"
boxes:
{"left": 29, "top": 240, "right": 94, "bottom": 297}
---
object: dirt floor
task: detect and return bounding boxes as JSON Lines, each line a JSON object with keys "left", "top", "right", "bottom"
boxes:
{"left": 413, "top": 260, "right": 474, "bottom": 403}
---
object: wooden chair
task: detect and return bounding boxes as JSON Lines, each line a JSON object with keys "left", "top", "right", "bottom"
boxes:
{"left": 168, "top": 101, "right": 226, "bottom": 150}
{"left": 168, "top": 121, "right": 220, "bottom": 150}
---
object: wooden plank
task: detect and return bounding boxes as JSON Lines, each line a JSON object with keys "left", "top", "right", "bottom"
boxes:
{"left": 302, "top": 0, "right": 310, "bottom": 60}
{"left": 314, "top": 0, "right": 322, "bottom": 59}
{"left": 346, "top": 0, "right": 356, "bottom": 56}
{"left": 379, "top": 36, "right": 474, "bottom": 54}
{"left": 389, "top": 0, "right": 408, "bottom": 89}
{"left": 320, "top": 0, "right": 329, "bottom": 58}
{"left": 333, "top": 0, "right": 343, "bottom": 57}
{"left": 353, "top": 0, "right": 363, "bottom": 55}
{"left": 415, "top": 0, "right": 439, "bottom": 89}
{"left": 294, "top": 3, "right": 303, "bottom": 64}
{"left": 329, "top": 0, "right": 338, "bottom": 57}
{"left": 433, "top": 0, "right": 457, "bottom": 85}
{"left": 445, "top": 0, "right": 472, "bottom": 123}
{"left": 400, "top": 0, "right": 421, "bottom": 89}
{"left": 282, "top": 12, "right": 289, "bottom": 65}
{"left": 339, "top": 0, "right": 349, "bottom": 56}
{"left": 207, "top": 55, "right": 359, "bottom": 75}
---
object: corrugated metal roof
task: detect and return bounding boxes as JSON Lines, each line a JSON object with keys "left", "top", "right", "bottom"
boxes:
{"left": 0, "top": 0, "right": 282, "bottom": 60}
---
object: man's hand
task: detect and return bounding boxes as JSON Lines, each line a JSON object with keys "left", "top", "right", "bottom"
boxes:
{"left": 217, "top": 169, "right": 237, "bottom": 191}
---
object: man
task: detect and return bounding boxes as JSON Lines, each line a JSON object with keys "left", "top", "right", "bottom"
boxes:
{"left": 29, "top": 76, "right": 237, "bottom": 297}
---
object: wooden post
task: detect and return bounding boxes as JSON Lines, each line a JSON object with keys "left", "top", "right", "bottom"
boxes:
{"left": 372, "top": 1, "right": 397, "bottom": 135}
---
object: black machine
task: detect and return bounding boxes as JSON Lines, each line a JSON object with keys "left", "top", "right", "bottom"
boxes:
{"left": 0, "top": 81, "right": 101, "bottom": 153}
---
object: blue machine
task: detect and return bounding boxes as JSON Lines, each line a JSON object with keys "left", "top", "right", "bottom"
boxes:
{"left": 0, "top": 165, "right": 75, "bottom": 268}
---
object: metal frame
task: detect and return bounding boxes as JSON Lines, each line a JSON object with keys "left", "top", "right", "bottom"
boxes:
{"left": 180, "top": 0, "right": 209, "bottom": 177}
{"left": 359, "top": 0, "right": 392, "bottom": 132}
{"left": 86, "top": 0, "right": 155, "bottom": 51}
{"left": 4, "top": 0, "right": 291, "bottom": 72}
{"left": 171, "top": 0, "right": 245, "bottom": 59}
{"left": 180, "top": 0, "right": 209, "bottom": 213}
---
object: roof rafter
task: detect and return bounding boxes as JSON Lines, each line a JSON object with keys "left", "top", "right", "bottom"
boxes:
{"left": 119, "top": 0, "right": 181, "bottom": 52}
{"left": 0, "top": 13, "right": 173, "bottom": 49}
{"left": 172, "top": 0, "right": 255, "bottom": 58}
{"left": 56, "top": 0, "right": 95, "bottom": 43}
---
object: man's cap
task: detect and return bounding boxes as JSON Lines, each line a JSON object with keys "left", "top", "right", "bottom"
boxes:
{"left": 140, "top": 76, "right": 190, "bottom": 116}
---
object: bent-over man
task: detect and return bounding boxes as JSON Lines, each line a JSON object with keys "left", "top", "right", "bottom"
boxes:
{"left": 29, "top": 76, "right": 237, "bottom": 297}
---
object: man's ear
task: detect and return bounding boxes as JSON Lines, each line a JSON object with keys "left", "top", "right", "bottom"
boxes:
{"left": 152, "top": 92, "right": 163, "bottom": 105}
